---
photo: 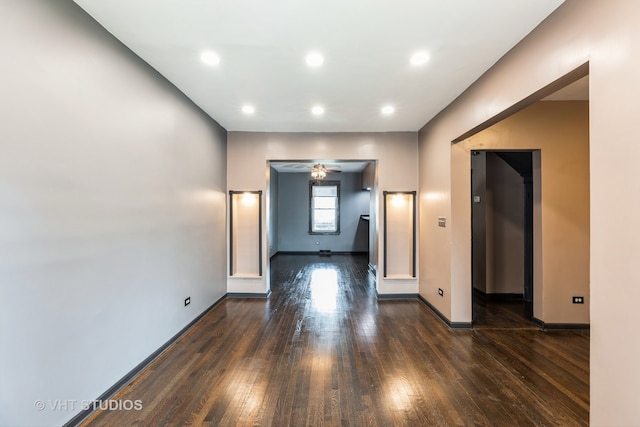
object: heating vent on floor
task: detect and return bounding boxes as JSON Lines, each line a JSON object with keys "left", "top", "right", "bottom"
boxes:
{"left": 319, "top": 249, "right": 331, "bottom": 256}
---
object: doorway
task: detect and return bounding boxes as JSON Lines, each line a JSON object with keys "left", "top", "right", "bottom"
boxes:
{"left": 267, "top": 160, "right": 377, "bottom": 280}
{"left": 471, "top": 150, "right": 536, "bottom": 328}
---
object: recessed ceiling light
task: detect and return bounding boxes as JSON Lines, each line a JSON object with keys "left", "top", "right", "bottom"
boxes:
{"left": 200, "top": 50, "right": 220, "bottom": 66}
{"left": 311, "top": 105, "right": 325, "bottom": 116}
{"left": 242, "top": 105, "right": 255, "bottom": 115}
{"left": 381, "top": 105, "right": 395, "bottom": 115}
{"left": 305, "top": 52, "right": 324, "bottom": 67}
{"left": 410, "top": 51, "right": 430, "bottom": 66}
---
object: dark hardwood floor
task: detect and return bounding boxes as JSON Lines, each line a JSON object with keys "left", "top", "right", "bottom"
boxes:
{"left": 472, "top": 294, "right": 538, "bottom": 330}
{"left": 82, "top": 254, "right": 589, "bottom": 426}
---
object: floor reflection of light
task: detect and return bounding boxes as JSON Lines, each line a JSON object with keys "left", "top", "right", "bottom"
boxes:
{"left": 385, "top": 377, "right": 414, "bottom": 411}
{"left": 358, "top": 311, "right": 378, "bottom": 342}
{"left": 244, "top": 393, "right": 260, "bottom": 413}
{"left": 225, "top": 374, "right": 264, "bottom": 414}
{"left": 310, "top": 268, "right": 339, "bottom": 313}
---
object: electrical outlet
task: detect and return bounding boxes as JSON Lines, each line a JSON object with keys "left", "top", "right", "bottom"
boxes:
{"left": 572, "top": 296, "right": 584, "bottom": 304}
{"left": 184, "top": 297, "right": 190, "bottom": 306}
{"left": 438, "top": 288, "right": 444, "bottom": 297}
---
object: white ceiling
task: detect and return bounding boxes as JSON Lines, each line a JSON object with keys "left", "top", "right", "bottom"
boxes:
{"left": 72, "top": 0, "right": 564, "bottom": 132}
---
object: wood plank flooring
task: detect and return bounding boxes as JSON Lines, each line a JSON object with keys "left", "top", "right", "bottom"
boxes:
{"left": 82, "top": 254, "right": 589, "bottom": 426}
{"left": 472, "top": 295, "right": 537, "bottom": 330}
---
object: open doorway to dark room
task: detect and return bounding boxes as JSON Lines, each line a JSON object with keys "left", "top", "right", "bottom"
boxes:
{"left": 471, "top": 150, "right": 535, "bottom": 328}
{"left": 466, "top": 73, "right": 590, "bottom": 330}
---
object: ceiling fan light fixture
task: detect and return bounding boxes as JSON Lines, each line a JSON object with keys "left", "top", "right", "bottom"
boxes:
{"left": 311, "top": 163, "right": 327, "bottom": 180}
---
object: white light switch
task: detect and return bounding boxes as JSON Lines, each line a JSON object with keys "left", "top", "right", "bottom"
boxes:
{"left": 438, "top": 217, "right": 446, "bottom": 227}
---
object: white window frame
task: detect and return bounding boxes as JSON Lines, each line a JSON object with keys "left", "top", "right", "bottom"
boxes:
{"left": 309, "top": 181, "right": 340, "bottom": 234}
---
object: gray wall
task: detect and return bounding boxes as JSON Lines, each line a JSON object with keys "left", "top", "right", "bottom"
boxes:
{"left": 0, "top": 1, "right": 227, "bottom": 425}
{"left": 277, "top": 173, "right": 369, "bottom": 253}
{"left": 471, "top": 152, "right": 487, "bottom": 293}
{"left": 269, "top": 167, "right": 279, "bottom": 257}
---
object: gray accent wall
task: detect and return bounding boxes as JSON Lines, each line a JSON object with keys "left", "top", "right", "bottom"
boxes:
{"left": 277, "top": 173, "right": 369, "bottom": 253}
{"left": 0, "top": 1, "right": 227, "bottom": 426}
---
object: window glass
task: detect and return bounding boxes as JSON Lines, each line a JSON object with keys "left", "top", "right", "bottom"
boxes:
{"left": 310, "top": 182, "right": 340, "bottom": 234}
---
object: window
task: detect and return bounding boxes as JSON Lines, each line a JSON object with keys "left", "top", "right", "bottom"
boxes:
{"left": 309, "top": 181, "right": 340, "bottom": 234}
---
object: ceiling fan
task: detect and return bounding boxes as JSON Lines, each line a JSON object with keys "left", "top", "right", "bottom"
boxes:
{"left": 311, "top": 163, "right": 343, "bottom": 181}
{"left": 280, "top": 162, "right": 342, "bottom": 173}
